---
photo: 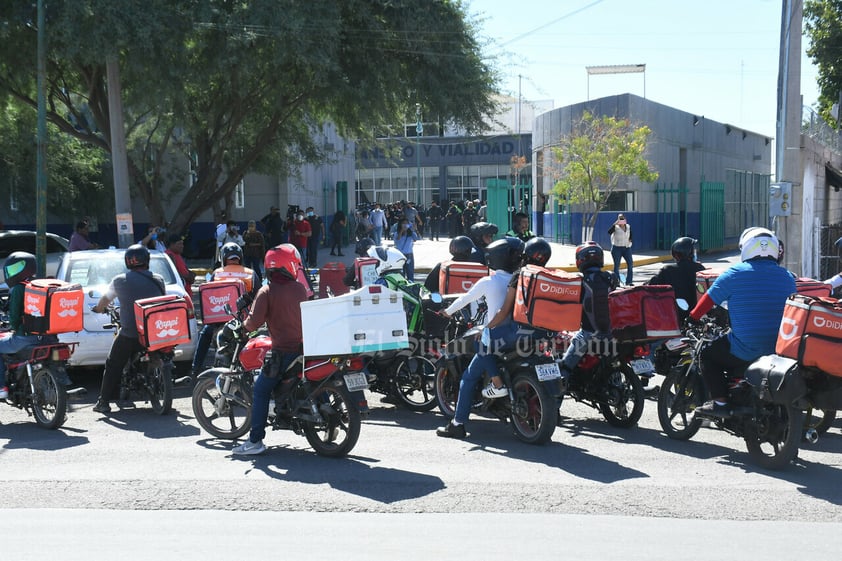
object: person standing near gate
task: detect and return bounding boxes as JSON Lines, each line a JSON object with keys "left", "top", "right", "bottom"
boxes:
{"left": 608, "top": 213, "right": 633, "bottom": 286}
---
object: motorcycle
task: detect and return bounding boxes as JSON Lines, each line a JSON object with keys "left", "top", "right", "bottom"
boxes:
{"left": 103, "top": 305, "right": 175, "bottom": 415}
{"left": 434, "top": 302, "right": 560, "bottom": 444}
{"left": 558, "top": 334, "right": 647, "bottom": 428}
{"left": 657, "top": 317, "right": 806, "bottom": 470}
{"left": 191, "top": 307, "right": 369, "bottom": 458}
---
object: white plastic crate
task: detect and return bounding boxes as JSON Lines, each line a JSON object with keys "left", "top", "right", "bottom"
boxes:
{"left": 300, "top": 285, "right": 409, "bottom": 356}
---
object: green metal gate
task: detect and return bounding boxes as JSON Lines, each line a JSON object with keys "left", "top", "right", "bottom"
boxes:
{"left": 655, "top": 183, "right": 686, "bottom": 249}
{"left": 551, "top": 197, "right": 573, "bottom": 244}
{"left": 699, "top": 181, "right": 725, "bottom": 251}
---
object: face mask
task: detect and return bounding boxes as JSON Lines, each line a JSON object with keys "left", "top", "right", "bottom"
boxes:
{"left": 307, "top": 212, "right": 314, "bottom": 217}
{"left": 296, "top": 215, "right": 303, "bottom": 221}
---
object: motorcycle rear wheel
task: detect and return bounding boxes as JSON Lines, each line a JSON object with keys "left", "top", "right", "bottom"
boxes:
{"left": 147, "top": 361, "right": 173, "bottom": 415}
{"left": 31, "top": 366, "right": 68, "bottom": 429}
{"left": 598, "top": 364, "right": 644, "bottom": 428}
{"left": 744, "top": 404, "right": 804, "bottom": 470}
{"left": 658, "top": 366, "right": 706, "bottom": 440}
{"left": 434, "top": 363, "right": 459, "bottom": 418}
{"left": 303, "top": 385, "right": 360, "bottom": 458}
{"left": 510, "top": 373, "right": 557, "bottom": 445}
{"left": 192, "top": 376, "right": 252, "bottom": 439}
{"left": 392, "top": 356, "right": 437, "bottom": 412}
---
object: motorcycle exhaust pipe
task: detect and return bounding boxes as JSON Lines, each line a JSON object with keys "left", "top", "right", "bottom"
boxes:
{"left": 804, "top": 428, "right": 819, "bottom": 445}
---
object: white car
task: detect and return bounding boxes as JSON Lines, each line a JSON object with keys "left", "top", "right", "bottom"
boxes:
{"left": 55, "top": 249, "right": 198, "bottom": 368}
{"left": 0, "top": 230, "right": 69, "bottom": 288}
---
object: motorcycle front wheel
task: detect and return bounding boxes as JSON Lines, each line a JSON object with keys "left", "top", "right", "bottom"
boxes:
{"left": 392, "top": 355, "right": 437, "bottom": 412}
{"left": 744, "top": 404, "right": 804, "bottom": 470}
{"left": 510, "top": 373, "right": 557, "bottom": 445}
{"left": 146, "top": 360, "right": 174, "bottom": 415}
{"left": 658, "top": 365, "right": 706, "bottom": 440}
{"left": 31, "top": 366, "right": 68, "bottom": 429}
{"left": 192, "top": 375, "right": 252, "bottom": 439}
{"left": 434, "top": 363, "right": 459, "bottom": 417}
{"left": 598, "top": 364, "right": 645, "bottom": 428}
{"left": 303, "top": 385, "right": 360, "bottom": 458}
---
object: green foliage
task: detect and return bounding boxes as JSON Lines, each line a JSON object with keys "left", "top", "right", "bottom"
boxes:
{"left": 550, "top": 111, "right": 658, "bottom": 229}
{"left": 805, "top": 0, "right": 842, "bottom": 126}
{"left": 0, "top": 0, "right": 498, "bottom": 232}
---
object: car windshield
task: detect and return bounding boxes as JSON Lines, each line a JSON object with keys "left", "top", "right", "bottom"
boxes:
{"left": 0, "top": 234, "right": 67, "bottom": 258}
{"left": 66, "top": 255, "right": 178, "bottom": 287}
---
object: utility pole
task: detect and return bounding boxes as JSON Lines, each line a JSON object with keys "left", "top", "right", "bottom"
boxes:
{"left": 415, "top": 103, "right": 422, "bottom": 205}
{"left": 106, "top": 56, "right": 135, "bottom": 248}
{"left": 35, "top": 0, "right": 47, "bottom": 277}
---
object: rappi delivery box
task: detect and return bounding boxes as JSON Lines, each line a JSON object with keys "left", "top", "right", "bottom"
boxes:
{"left": 608, "top": 285, "right": 681, "bottom": 341}
{"left": 439, "top": 261, "right": 489, "bottom": 294}
{"left": 134, "top": 294, "right": 191, "bottom": 351}
{"left": 513, "top": 265, "right": 582, "bottom": 332}
{"left": 776, "top": 294, "right": 842, "bottom": 377}
{"left": 300, "top": 284, "right": 409, "bottom": 356}
{"left": 22, "top": 279, "right": 85, "bottom": 334}
{"left": 198, "top": 279, "right": 245, "bottom": 323}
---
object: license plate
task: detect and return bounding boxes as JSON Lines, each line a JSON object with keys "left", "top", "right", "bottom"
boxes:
{"left": 343, "top": 372, "right": 369, "bottom": 392}
{"left": 535, "top": 362, "right": 561, "bottom": 381}
{"left": 631, "top": 359, "right": 655, "bottom": 375}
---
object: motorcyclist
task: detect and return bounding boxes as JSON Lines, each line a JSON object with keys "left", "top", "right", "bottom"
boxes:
{"left": 646, "top": 237, "right": 705, "bottom": 322}
{"left": 689, "top": 227, "right": 796, "bottom": 418}
{"left": 192, "top": 242, "right": 258, "bottom": 377}
{"left": 0, "top": 252, "right": 43, "bottom": 399}
{"left": 559, "top": 242, "right": 618, "bottom": 381}
{"left": 233, "top": 244, "right": 309, "bottom": 455}
{"left": 91, "top": 244, "right": 168, "bottom": 414}
{"left": 436, "top": 237, "right": 525, "bottom": 439}
{"left": 468, "top": 222, "right": 498, "bottom": 265}
{"left": 424, "top": 235, "right": 480, "bottom": 293}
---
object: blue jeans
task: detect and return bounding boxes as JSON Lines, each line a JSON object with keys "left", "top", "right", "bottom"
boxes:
{"left": 372, "top": 226, "right": 383, "bottom": 246}
{"left": 0, "top": 333, "right": 44, "bottom": 387}
{"left": 192, "top": 322, "right": 222, "bottom": 372}
{"left": 561, "top": 329, "right": 609, "bottom": 372}
{"left": 612, "top": 245, "right": 633, "bottom": 285}
{"left": 249, "top": 351, "right": 300, "bottom": 443}
{"left": 403, "top": 253, "right": 415, "bottom": 281}
{"left": 453, "top": 321, "right": 519, "bottom": 424}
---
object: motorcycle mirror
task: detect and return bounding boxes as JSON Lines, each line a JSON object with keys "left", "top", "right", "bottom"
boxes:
{"left": 430, "top": 292, "right": 443, "bottom": 304}
{"left": 676, "top": 298, "right": 690, "bottom": 311}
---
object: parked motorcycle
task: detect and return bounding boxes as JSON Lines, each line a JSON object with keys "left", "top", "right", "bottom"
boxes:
{"left": 434, "top": 305, "right": 560, "bottom": 444}
{"left": 657, "top": 318, "right": 806, "bottom": 470}
{"left": 103, "top": 305, "right": 175, "bottom": 415}
{"left": 191, "top": 307, "right": 369, "bottom": 457}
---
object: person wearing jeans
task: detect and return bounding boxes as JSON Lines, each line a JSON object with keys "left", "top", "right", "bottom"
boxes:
{"left": 608, "top": 213, "right": 633, "bottom": 286}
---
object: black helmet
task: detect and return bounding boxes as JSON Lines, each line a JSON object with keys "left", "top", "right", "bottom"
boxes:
{"left": 124, "top": 244, "right": 151, "bottom": 270}
{"left": 3, "top": 251, "right": 36, "bottom": 287}
{"left": 221, "top": 242, "right": 243, "bottom": 263}
{"left": 485, "top": 237, "right": 524, "bottom": 273}
{"left": 671, "top": 237, "right": 696, "bottom": 262}
{"left": 575, "top": 241, "right": 604, "bottom": 272}
{"left": 449, "top": 236, "right": 475, "bottom": 260}
{"left": 523, "top": 237, "right": 552, "bottom": 267}
{"left": 355, "top": 237, "right": 375, "bottom": 257}
{"left": 469, "top": 222, "right": 498, "bottom": 247}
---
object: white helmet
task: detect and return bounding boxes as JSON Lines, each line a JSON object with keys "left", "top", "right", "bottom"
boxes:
{"left": 739, "top": 227, "right": 780, "bottom": 262}
{"left": 367, "top": 245, "right": 406, "bottom": 275}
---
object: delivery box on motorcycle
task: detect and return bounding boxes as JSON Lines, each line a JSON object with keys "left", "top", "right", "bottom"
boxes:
{"left": 696, "top": 270, "right": 720, "bottom": 294}
{"left": 513, "top": 265, "right": 583, "bottom": 332}
{"left": 609, "top": 285, "right": 681, "bottom": 341}
{"left": 134, "top": 294, "right": 192, "bottom": 351}
{"left": 354, "top": 258, "right": 380, "bottom": 288}
{"left": 776, "top": 294, "right": 842, "bottom": 377}
{"left": 22, "top": 279, "right": 85, "bottom": 334}
{"left": 198, "top": 279, "right": 245, "bottom": 324}
{"left": 794, "top": 277, "right": 832, "bottom": 299}
{"left": 745, "top": 354, "right": 807, "bottom": 406}
{"left": 300, "top": 285, "right": 409, "bottom": 356}
{"left": 439, "top": 261, "right": 489, "bottom": 294}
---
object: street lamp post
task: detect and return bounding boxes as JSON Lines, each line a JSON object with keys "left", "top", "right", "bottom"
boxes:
{"left": 415, "top": 103, "right": 422, "bottom": 205}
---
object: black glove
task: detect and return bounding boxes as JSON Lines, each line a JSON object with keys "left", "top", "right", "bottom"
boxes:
{"left": 236, "top": 293, "right": 254, "bottom": 312}
{"left": 684, "top": 315, "right": 702, "bottom": 329}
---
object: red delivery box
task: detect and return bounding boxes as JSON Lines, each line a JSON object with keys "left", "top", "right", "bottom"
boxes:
{"left": 776, "top": 294, "right": 842, "bottom": 377}
{"left": 696, "top": 270, "right": 720, "bottom": 295}
{"left": 22, "top": 279, "right": 85, "bottom": 334}
{"left": 609, "top": 285, "right": 681, "bottom": 341}
{"left": 513, "top": 265, "right": 582, "bottom": 332}
{"left": 439, "top": 261, "right": 489, "bottom": 294}
{"left": 794, "top": 277, "right": 832, "bottom": 299}
{"left": 134, "top": 294, "right": 191, "bottom": 351}
{"left": 198, "top": 279, "right": 245, "bottom": 323}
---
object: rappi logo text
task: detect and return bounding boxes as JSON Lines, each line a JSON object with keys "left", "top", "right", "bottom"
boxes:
{"left": 59, "top": 297, "right": 80, "bottom": 309}
{"left": 155, "top": 318, "right": 181, "bottom": 331}
{"left": 208, "top": 294, "right": 231, "bottom": 305}
{"left": 538, "top": 282, "right": 579, "bottom": 296}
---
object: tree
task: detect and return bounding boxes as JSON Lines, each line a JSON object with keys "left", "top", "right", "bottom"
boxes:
{"left": 550, "top": 111, "right": 658, "bottom": 234}
{"left": 0, "top": 0, "right": 498, "bottom": 233}
{"left": 805, "top": 0, "right": 842, "bottom": 126}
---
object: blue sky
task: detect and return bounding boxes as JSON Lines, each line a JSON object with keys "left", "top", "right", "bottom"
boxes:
{"left": 467, "top": 0, "right": 819, "bottom": 138}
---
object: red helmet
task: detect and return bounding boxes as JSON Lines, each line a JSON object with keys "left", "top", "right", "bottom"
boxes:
{"left": 575, "top": 241, "right": 604, "bottom": 272}
{"left": 264, "top": 244, "right": 301, "bottom": 281}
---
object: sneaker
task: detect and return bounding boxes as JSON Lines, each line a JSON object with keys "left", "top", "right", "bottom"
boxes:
{"left": 92, "top": 400, "right": 111, "bottom": 414}
{"left": 695, "top": 400, "right": 731, "bottom": 418}
{"left": 233, "top": 439, "right": 266, "bottom": 455}
{"left": 481, "top": 382, "right": 508, "bottom": 399}
{"left": 0, "top": 386, "right": 8, "bottom": 399}
{"left": 436, "top": 421, "right": 466, "bottom": 439}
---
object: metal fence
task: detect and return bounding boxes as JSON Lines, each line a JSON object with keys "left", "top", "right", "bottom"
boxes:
{"left": 802, "top": 106, "right": 842, "bottom": 155}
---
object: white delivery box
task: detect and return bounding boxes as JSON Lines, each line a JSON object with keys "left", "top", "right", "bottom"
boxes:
{"left": 300, "top": 284, "right": 409, "bottom": 356}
